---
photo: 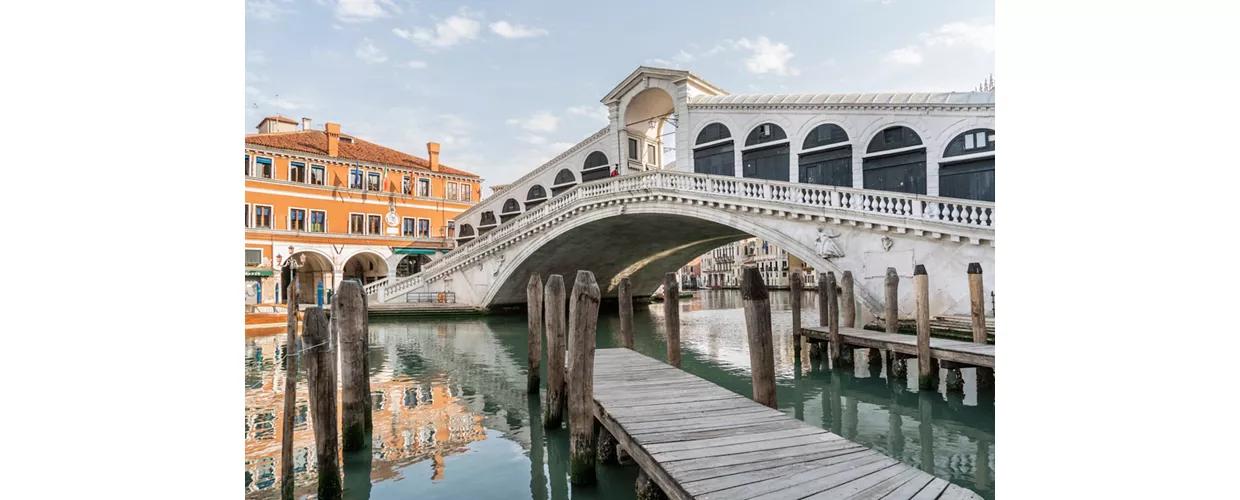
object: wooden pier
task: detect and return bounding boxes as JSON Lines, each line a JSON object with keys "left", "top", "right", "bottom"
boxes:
{"left": 801, "top": 326, "right": 995, "bottom": 369}
{"left": 590, "top": 347, "right": 983, "bottom": 499}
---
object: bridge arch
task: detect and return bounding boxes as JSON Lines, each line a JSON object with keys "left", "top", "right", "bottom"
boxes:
{"left": 692, "top": 122, "right": 735, "bottom": 176}
{"left": 863, "top": 125, "right": 928, "bottom": 195}
{"left": 285, "top": 249, "right": 335, "bottom": 304}
{"left": 621, "top": 86, "right": 677, "bottom": 170}
{"left": 797, "top": 122, "right": 853, "bottom": 187}
{"left": 341, "top": 250, "right": 389, "bottom": 285}
{"left": 939, "top": 128, "right": 996, "bottom": 202}
{"left": 741, "top": 122, "right": 791, "bottom": 181}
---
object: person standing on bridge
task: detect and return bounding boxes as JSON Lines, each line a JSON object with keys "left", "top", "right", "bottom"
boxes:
{"left": 610, "top": 166, "right": 619, "bottom": 177}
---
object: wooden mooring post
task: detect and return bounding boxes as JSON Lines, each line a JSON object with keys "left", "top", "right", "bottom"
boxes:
{"left": 527, "top": 273, "right": 544, "bottom": 395}
{"left": 662, "top": 272, "right": 681, "bottom": 367}
{"left": 567, "top": 271, "right": 601, "bottom": 485}
{"left": 826, "top": 271, "right": 846, "bottom": 366}
{"left": 789, "top": 270, "right": 803, "bottom": 356}
{"left": 914, "top": 265, "right": 938, "bottom": 390}
{"left": 618, "top": 276, "right": 634, "bottom": 349}
{"left": 813, "top": 272, "right": 828, "bottom": 359}
{"left": 741, "top": 266, "right": 777, "bottom": 409}
{"left": 884, "top": 267, "right": 906, "bottom": 382}
{"left": 359, "top": 286, "right": 372, "bottom": 434}
{"left": 280, "top": 283, "right": 298, "bottom": 500}
{"left": 336, "top": 281, "right": 369, "bottom": 452}
{"left": 970, "top": 263, "right": 995, "bottom": 392}
{"left": 543, "top": 274, "right": 567, "bottom": 428}
{"left": 302, "top": 308, "right": 341, "bottom": 500}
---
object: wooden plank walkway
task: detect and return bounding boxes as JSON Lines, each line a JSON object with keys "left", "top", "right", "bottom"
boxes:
{"left": 801, "top": 327, "right": 995, "bottom": 368}
{"left": 591, "top": 348, "right": 982, "bottom": 500}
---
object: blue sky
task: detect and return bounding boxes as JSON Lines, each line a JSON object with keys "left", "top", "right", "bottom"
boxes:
{"left": 245, "top": 0, "right": 994, "bottom": 186}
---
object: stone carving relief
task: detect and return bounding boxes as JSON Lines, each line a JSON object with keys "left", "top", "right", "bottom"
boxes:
{"left": 881, "top": 236, "right": 893, "bottom": 251}
{"left": 815, "top": 228, "right": 845, "bottom": 260}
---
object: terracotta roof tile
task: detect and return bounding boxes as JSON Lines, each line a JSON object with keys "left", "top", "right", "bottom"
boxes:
{"left": 244, "top": 130, "right": 480, "bottom": 178}
{"left": 258, "top": 115, "right": 299, "bottom": 126}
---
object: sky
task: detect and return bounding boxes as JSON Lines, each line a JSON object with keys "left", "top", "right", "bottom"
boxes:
{"left": 245, "top": 0, "right": 994, "bottom": 187}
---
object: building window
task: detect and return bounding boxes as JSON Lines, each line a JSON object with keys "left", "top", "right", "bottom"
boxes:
{"left": 310, "top": 210, "right": 326, "bottom": 232}
{"left": 289, "top": 162, "right": 306, "bottom": 183}
{"left": 462, "top": 184, "right": 473, "bottom": 201}
{"left": 628, "top": 138, "right": 639, "bottom": 161}
{"left": 289, "top": 208, "right": 306, "bottom": 231}
{"left": 647, "top": 144, "right": 657, "bottom": 165}
{"left": 446, "top": 182, "right": 458, "bottom": 201}
{"left": 245, "top": 204, "right": 251, "bottom": 228}
{"left": 245, "top": 249, "right": 263, "bottom": 267}
{"left": 244, "top": 155, "right": 251, "bottom": 176}
{"left": 367, "top": 214, "right": 381, "bottom": 234}
{"left": 349, "top": 214, "right": 365, "bottom": 234}
{"left": 402, "top": 217, "right": 416, "bottom": 237}
{"left": 964, "top": 131, "right": 988, "bottom": 150}
{"left": 367, "top": 172, "right": 381, "bottom": 191}
{"left": 417, "top": 178, "right": 431, "bottom": 197}
{"left": 349, "top": 168, "right": 363, "bottom": 189}
{"left": 418, "top": 218, "right": 431, "bottom": 238}
{"left": 257, "top": 157, "right": 273, "bottom": 178}
{"left": 310, "top": 165, "right": 325, "bottom": 185}
{"left": 401, "top": 175, "right": 411, "bottom": 196}
{"left": 446, "top": 220, "right": 455, "bottom": 239}
{"left": 254, "top": 205, "right": 273, "bottom": 228}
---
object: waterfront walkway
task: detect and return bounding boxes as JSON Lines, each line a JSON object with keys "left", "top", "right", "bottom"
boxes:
{"left": 592, "top": 348, "right": 982, "bottom": 499}
{"left": 801, "top": 327, "right": 996, "bottom": 368}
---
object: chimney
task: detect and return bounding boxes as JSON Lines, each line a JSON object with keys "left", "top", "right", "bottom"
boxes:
{"left": 301, "top": 117, "right": 311, "bottom": 131}
{"left": 326, "top": 122, "right": 340, "bottom": 157}
{"left": 427, "top": 142, "right": 441, "bottom": 172}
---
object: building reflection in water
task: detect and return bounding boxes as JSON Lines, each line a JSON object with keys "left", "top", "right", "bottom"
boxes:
{"left": 244, "top": 334, "right": 486, "bottom": 497}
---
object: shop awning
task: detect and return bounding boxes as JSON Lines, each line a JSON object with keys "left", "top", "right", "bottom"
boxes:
{"left": 394, "top": 248, "right": 438, "bottom": 255}
{"left": 245, "top": 269, "right": 274, "bottom": 277}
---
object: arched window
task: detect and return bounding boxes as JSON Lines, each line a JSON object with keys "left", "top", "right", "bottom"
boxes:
{"left": 939, "top": 128, "right": 995, "bottom": 202}
{"left": 693, "top": 123, "right": 735, "bottom": 176}
{"left": 525, "top": 185, "right": 548, "bottom": 208}
{"left": 742, "top": 123, "right": 789, "bottom": 181}
{"left": 799, "top": 124, "right": 852, "bottom": 187}
{"left": 863, "top": 126, "right": 926, "bottom": 195}
{"left": 478, "top": 211, "right": 497, "bottom": 233}
{"left": 456, "top": 224, "right": 475, "bottom": 244}
{"left": 581, "top": 151, "right": 610, "bottom": 182}
{"left": 500, "top": 198, "right": 522, "bottom": 223}
{"left": 551, "top": 168, "right": 577, "bottom": 196}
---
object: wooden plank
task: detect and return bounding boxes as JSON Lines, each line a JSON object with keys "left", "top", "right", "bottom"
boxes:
{"left": 802, "top": 461, "right": 909, "bottom": 499}
{"left": 907, "top": 478, "right": 951, "bottom": 499}
{"left": 634, "top": 419, "right": 809, "bottom": 446}
{"left": 644, "top": 426, "right": 831, "bottom": 455}
{"left": 703, "top": 453, "right": 896, "bottom": 500}
{"left": 662, "top": 440, "right": 868, "bottom": 474}
{"left": 684, "top": 450, "right": 882, "bottom": 496}
{"left": 617, "top": 405, "right": 777, "bottom": 425}
{"left": 838, "top": 468, "right": 923, "bottom": 500}
{"left": 741, "top": 458, "right": 902, "bottom": 500}
{"left": 675, "top": 446, "right": 871, "bottom": 485}
{"left": 651, "top": 432, "right": 843, "bottom": 462}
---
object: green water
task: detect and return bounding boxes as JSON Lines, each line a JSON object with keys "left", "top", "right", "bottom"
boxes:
{"left": 244, "top": 289, "right": 994, "bottom": 499}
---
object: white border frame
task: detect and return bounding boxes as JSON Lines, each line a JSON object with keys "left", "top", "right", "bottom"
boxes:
{"left": 366, "top": 213, "right": 382, "bottom": 235}
{"left": 253, "top": 204, "right": 274, "bottom": 229}
{"left": 308, "top": 209, "right": 327, "bottom": 233}
{"left": 256, "top": 156, "right": 274, "bottom": 179}
{"left": 244, "top": 247, "right": 264, "bottom": 267}
{"left": 287, "top": 206, "right": 307, "bottom": 232}
{"left": 401, "top": 216, "right": 416, "bottom": 237}
{"left": 348, "top": 212, "right": 366, "bottom": 235}
{"left": 288, "top": 161, "right": 307, "bottom": 184}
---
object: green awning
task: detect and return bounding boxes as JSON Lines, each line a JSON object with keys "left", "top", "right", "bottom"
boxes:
{"left": 394, "top": 248, "right": 437, "bottom": 255}
{"left": 245, "top": 269, "right": 273, "bottom": 277}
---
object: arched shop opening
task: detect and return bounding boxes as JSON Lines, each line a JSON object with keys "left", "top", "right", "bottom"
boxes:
{"left": 525, "top": 185, "right": 548, "bottom": 209}
{"left": 500, "top": 198, "right": 522, "bottom": 223}
{"left": 939, "top": 128, "right": 995, "bottom": 202}
{"left": 863, "top": 126, "right": 926, "bottom": 195}
{"left": 477, "top": 211, "right": 498, "bottom": 234}
{"left": 456, "top": 224, "right": 476, "bottom": 245}
{"left": 798, "top": 123, "right": 851, "bottom": 187}
{"left": 551, "top": 169, "right": 577, "bottom": 196}
{"left": 693, "top": 123, "right": 734, "bottom": 176}
{"left": 742, "top": 123, "right": 790, "bottom": 181}
{"left": 342, "top": 251, "right": 389, "bottom": 285}
{"left": 581, "top": 151, "right": 611, "bottom": 182}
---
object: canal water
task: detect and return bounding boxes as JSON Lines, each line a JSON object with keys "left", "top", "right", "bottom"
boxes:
{"left": 244, "top": 290, "right": 995, "bottom": 499}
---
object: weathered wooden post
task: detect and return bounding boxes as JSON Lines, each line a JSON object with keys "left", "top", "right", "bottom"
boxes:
{"left": 914, "top": 265, "right": 937, "bottom": 390}
{"left": 636, "top": 469, "right": 668, "bottom": 500}
{"left": 336, "top": 281, "right": 368, "bottom": 452}
{"left": 789, "top": 271, "right": 803, "bottom": 356}
{"left": 884, "top": 267, "right": 906, "bottom": 382}
{"left": 841, "top": 270, "right": 856, "bottom": 328}
{"left": 527, "top": 395, "right": 549, "bottom": 500}
{"left": 618, "top": 276, "right": 634, "bottom": 349}
{"left": 813, "top": 272, "right": 828, "bottom": 358}
{"left": 543, "top": 274, "right": 567, "bottom": 428}
{"left": 597, "top": 424, "right": 618, "bottom": 465}
{"left": 969, "top": 263, "right": 995, "bottom": 391}
{"left": 280, "top": 283, "right": 298, "bottom": 500}
{"left": 918, "top": 391, "right": 935, "bottom": 475}
{"left": 662, "top": 272, "right": 681, "bottom": 368}
{"left": 359, "top": 285, "right": 372, "bottom": 434}
{"left": 826, "top": 271, "right": 845, "bottom": 366}
{"left": 567, "top": 270, "right": 601, "bottom": 485}
{"left": 741, "top": 266, "right": 778, "bottom": 409}
{"left": 527, "top": 273, "right": 544, "bottom": 395}
{"left": 302, "top": 308, "right": 341, "bottom": 500}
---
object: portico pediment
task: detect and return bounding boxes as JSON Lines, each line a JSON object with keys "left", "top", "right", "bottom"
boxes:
{"left": 601, "top": 66, "right": 728, "bottom": 105}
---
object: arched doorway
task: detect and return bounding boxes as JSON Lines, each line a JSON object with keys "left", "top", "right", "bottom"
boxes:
{"left": 693, "top": 123, "right": 734, "bottom": 176}
{"left": 285, "top": 251, "right": 334, "bottom": 305}
{"left": 742, "top": 123, "right": 790, "bottom": 181}
{"left": 939, "top": 128, "right": 995, "bottom": 201}
{"left": 863, "top": 126, "right": 926, "bottom": 195}
{"left": 342, "top": 251, "right": 389, "bottom": 286}
{"left": 623, "top": 87, "right": 675, "bottom": 172}
{"left": 799, "top": 123, "right": 851, "bottom": 186}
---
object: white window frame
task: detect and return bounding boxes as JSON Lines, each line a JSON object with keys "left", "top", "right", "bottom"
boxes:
{"left": 446, "top": 219, "right": 455, "bottom": 239}
{"left": 647, "top": 143, "right": 657, "bottom": 165}
{"left": 245, "top": 203, "right": 252, "bottom": 228}
{"left": 288, "top": 206, "right": 307, "bottom": 232}
{"left": 446, "top": 182, "right": 458, "bottom": 201}
{"left": 417, "top": 217, "right": 432, "bottom": 238}
{"left": 462, "top": 184, "right": 473, "bottom": 201}
{"left": 310, "top": 165, "right": 326, "bottom": 186}
{"left": 348, "top": 212, "right": 366, "bottom": 234}
{"left": 417, "top": 177, "right": 431, "bottom": 198}
{"left": 288, "top": 162, "right": 307, "bottom": 183}
{"left": 244, "top": 154, "right": 252, "bottom": 177}
{"left": 245, "top": 247, "right": 264, "bottom": 267}
{"left": 257, "top": 156, "right": 274, "bottom": 179}
{"left": 349, "top": 168, "right": 364, "bottom": 190}
{"left": 366, "top": 214, "right": 382, "bottom": 235}
{"left": 366, "top": 172, "right": 381, "bottom": 192}
{"left": 308, "top": 209, "right": 327, "bottom": 233}
{"left": 401, "top": 217, "right": 416, "bottom": 237}
{"left": 402, "top": 175, "right": 411, "bottom": 196}
{"left": 253, "top": 204, "right": 274, "bottom": 229}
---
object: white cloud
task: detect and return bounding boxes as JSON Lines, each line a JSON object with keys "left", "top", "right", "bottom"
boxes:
{"left": 922, "top": 21, "right": 995, "bottom": 53}
{"left": 405, "top": 60, "right": 428, "bottom": 69}
{"left": 247, "top": 0, "right": 295, "bottom": 21}
{"left": 517, "top": 134, "right": 548, "bottom": 145}
{"left": 355, "top": 38, "right": 388, "bottom": 64}
{"left": 245, "top": 71, "right": 269, "bottom": 83}
{"left": 506, "top": 111, "right": 558, "bottom": 133}
{"left": 489, "top": 21, "right": 549, "bottom": 39}
{"left": 246, "top": 50, "right": 267, "bottom": 65}
{"left": 647, "top": 58, "right": 676, "bottom": 67}
{"left": 732, "top": 37, "right": 800, "bottom": 76}
{"left": 335, "top": 0, "right": 400, "bottom": 23}
{"left": 885, "top": 46, "right": 923, "bottom": 66}
{"left": 673, "top": 50, "right": 694, "bottom": 63}
{"left": 566, "top": 105, "right": 609, "bottom": 125}
{"left": 393, "top": 9, "right": 482, "bottom": 50}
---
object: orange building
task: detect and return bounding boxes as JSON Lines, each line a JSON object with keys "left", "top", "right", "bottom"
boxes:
{"left": 244, "top": 116, "right": 482, "bottom": 305}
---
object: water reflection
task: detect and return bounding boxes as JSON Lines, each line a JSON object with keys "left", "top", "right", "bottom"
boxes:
{"left": 243, "top": 290, "right": 993, "bottom": 499}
